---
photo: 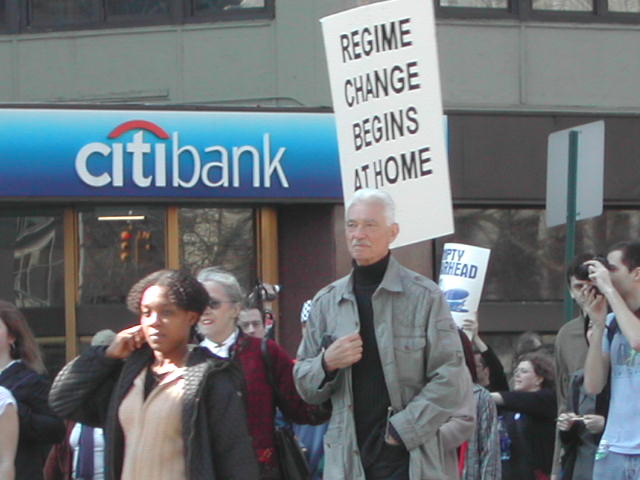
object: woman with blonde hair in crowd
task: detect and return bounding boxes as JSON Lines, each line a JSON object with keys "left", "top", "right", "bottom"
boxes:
{"left": 196, "top": 267, "right": 329, "bottom": 480}
{"left": 0, "top": 300, "right": 65, "bottom": 480}
{"left": 0, "top": 385, "right": 18, "bottom": 480}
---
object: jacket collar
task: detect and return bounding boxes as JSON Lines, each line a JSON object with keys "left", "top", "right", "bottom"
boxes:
{"left": 336, "top": 255, "right": 404, "bottom": 302}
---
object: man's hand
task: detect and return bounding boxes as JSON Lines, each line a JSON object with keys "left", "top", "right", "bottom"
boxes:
{"left": 586, "top": 259, "right": 615, "bottom": 297}
{"left": 105, "top": 325, "right": 146, "bottom": 360}
{"left": 323, "top": 332, "right": 363, "bottom": 372}
{"left": 557, "top": 412, "right": 579, "bottom": 432}
{"left": 384, "top": 433, "right": 400, "bottom": 446}
{"left": 580, "top": 284, "right": 608, "bottom": 327}
{"left": 583, "top": 414, "right": 605, "bottom": 434}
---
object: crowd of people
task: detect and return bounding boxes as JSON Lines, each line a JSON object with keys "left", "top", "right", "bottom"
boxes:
{"left": 0, "top": 188, "right": 638, "bottom": 479}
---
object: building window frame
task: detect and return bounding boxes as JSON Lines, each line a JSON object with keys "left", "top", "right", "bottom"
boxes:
{"left": 0, "top": 0, "right": 274, "bottom": 34}
{"left": 435, "top": 0, "right": 640, "bottom": 24}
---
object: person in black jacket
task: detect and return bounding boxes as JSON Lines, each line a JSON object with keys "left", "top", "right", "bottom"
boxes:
{"left": 491, "top": 351, "right": 557, "bottom": 480}
{"left": 49, "top": 269, "right": 259, "bottom": 480}
{"left": 0, "top": 300, "right": 65, "bottom": 480}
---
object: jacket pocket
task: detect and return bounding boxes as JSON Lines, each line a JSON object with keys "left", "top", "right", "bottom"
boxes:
{"left": 323, "top": 425, "right": 346, "bottom": 479}
{"left": 393, "top": 336, "right": 427, "bottom": 385}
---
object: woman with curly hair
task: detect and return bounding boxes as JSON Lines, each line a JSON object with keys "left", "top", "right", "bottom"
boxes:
{"left": 49, "top": 269, "right": 259, "bottom": 480}
{"left": 0, "top": 300, "right": 65, "bottom": 480}
{"left": 491, "top": 351, "right": 557, "bottom": 480}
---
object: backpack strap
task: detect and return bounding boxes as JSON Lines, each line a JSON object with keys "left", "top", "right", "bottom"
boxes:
{"left": 261, "top": 337, "right": 283, "bottom": 410}
{"left": 607, "top": 317, "right": 618, "bottom": 345}
{"left": 261, "top": 337, "right": 275, "bottom": 387}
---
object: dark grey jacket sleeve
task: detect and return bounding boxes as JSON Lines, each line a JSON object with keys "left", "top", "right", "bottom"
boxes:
{"left": 48, "top": 346, "right": 123, "bottom": 428}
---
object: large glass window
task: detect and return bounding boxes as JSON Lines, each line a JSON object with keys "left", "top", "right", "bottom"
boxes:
{"left": 437, "top": 0, "right": 640, "bottom": 21}
{"left": 106, "top": 0, "right": 171, "bottom": 16}
{"left": 439, "top": 0, "right": 508, "bottom": 7}
{"left": 0, "top": 0, "right": 6, "bottom": 27}
{"left": 23, "top": 0, "right": 272, "bottom": 32}
{"left": 179, "top": 207, "right": 256, "bottom": 291}
{"left": 29, "top": 0, "right": 101, "bottom": 27}
{"left": 435, "top": 208, "right": 640, "bottom": 302}
{"left": 193, "top": 0, "right": 265, "bottom": 14}
{"left": 437, "top": 207, "right": 640, "bottom": 374}
{"left": 609, "top": 0, "right": 640, "bottom": 12}
{"left": 0, "top": 209, "right": 66, "bottom": 375}
{"left": 532, "top": 0, "right": 592, "bottom": 10}
{"left": 76, "top": 206, "right": 166, "bottom": 337}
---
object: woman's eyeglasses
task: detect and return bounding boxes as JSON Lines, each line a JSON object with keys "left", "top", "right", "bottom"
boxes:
{"left": 207, "top": 298, "right": 235, "bottom": 310}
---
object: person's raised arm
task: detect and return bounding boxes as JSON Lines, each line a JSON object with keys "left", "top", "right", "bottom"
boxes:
{"left": 581, "top": 284, "right": 610, "bottom": 395}
{"left": 588, "top": 259, "right": 640, "bottom": 350}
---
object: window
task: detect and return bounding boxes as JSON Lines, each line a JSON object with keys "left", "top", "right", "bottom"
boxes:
{"left": 609, "top": 0, "right": 640, "bottom": 12}
{"left": 192, "top": 0, "right": 265, "bottom": 15}
{"left": 106, "top": 0, "right": 171, "bottom": 16}
{"left": 14, "top": 0, "right": 272, "bottom": 32}
{"left": 532, "top": 0, "right": 592, "bottom": 10}
{"left": 439, "top": 0, "right": 507, "bottom": 7}
{"left": 435, "top": 208, "right": 640, "bottom": 302}
{"left": 29, "top": 0, "right": 101, "bottom": 27}
{"left": 436, "top": 0, "right": 640, "bottom": 22}
{"left": 75, "top": 206, "right": 167, "bottom": 339}
{"left": 0, "top": 209, "right": 66, "bottom": 376}
{"left": 179, "top": 207, "right": 256, "bottom": 292}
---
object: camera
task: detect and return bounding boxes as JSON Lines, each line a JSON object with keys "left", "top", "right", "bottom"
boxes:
{"left": 574, "top": 255, "right": 611, "bottom": 282}
{"left": 249, "top": 280, "right": 281, "bottom": 302}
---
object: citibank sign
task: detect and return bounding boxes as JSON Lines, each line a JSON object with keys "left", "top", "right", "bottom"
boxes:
{"left": 75, "top": 119, "right": 289, "bottom": 189}
{"left": 0, "top": 108, "right": 341, "bottom": 199}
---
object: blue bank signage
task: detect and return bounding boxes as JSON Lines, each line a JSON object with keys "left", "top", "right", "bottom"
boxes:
{"left": 0, "top": 108, "right": 342, "bottom": 200}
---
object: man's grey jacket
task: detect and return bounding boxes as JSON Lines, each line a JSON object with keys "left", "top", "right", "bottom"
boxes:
{"left": 294, "top": 256, "right": 474, "bottom": 480}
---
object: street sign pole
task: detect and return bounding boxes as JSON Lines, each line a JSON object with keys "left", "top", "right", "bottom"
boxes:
{"left": 564, "top": 130, "right": 580, "bottom": 323}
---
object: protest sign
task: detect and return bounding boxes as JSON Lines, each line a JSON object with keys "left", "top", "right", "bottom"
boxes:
{"left": 321, "top": 0, "right": 453, "bottom": 247}
{"left": 438, "top": 243, "right": 491, "bottom": 328}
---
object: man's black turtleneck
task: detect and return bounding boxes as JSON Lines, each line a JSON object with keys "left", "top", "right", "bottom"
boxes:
{"left": 351, "top": 252, "right": 392, "bottom": 460}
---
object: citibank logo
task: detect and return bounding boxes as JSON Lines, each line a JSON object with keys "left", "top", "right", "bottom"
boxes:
{"left": 75, "top": 120, "right": 289, "bottom": 189}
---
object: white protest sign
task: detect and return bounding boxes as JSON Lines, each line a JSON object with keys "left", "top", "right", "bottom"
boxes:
{"left": 321, "top": 0, "right": 453, "bottom": 247}
{"left": 438, "top": 243, "right": 491, "bottom": 328}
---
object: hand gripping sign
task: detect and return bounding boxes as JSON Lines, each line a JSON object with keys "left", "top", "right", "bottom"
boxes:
{"left": 438, "top": 243, "right": 491, "bottom": 329}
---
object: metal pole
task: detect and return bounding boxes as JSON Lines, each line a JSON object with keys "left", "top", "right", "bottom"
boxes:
{"left": 564, "top": 130, "right": 579, "bottom": 323}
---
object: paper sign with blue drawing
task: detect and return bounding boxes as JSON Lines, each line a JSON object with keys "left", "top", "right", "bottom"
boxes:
{"left": 438, "top": 243, "right": 491, "bottom": 328}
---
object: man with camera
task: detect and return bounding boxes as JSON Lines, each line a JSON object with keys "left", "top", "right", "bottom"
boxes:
{"left": 551, "top": 253, "right": 599, "bottom": 479}
{"left": 242, "top": 281, "right": 281, "bottom": 340}
{"left": 584, "top": 241, "right": 640, "bottom": 478}
{"left": 294, "top": 188, "right": 473, "bottom": 480}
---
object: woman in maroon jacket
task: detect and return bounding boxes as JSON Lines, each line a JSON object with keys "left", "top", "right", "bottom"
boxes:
{"left": 196, "top": 267, "right": 328, "bottom": 480}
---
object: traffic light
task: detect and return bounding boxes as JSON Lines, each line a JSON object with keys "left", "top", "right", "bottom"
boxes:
{"left": 120, "top": 229, "right": 132, "bottom": 262}
{"left": 140, "top": 230, "right": 152, "bottom": 251}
